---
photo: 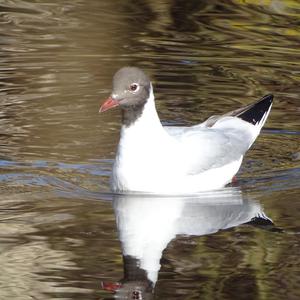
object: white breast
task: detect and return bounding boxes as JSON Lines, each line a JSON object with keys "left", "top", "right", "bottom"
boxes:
{"left": 111, "top": 89, "right": 184, "bottom": 192}
{"left": 111, "top": 97, "right": 242, "bottom": 193}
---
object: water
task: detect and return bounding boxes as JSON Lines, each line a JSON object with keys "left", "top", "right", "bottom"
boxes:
{"left": 0, "top": 0, "right": 299, "bottom": 299}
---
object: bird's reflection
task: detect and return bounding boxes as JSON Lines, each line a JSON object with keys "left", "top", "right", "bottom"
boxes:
{"left": 104, "top": 188, "right": 272, "bottom": 299}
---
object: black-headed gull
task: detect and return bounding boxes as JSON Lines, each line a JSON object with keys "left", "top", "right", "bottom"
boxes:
{"left": 100, "top": 67, "right": 273, "bottom": 194}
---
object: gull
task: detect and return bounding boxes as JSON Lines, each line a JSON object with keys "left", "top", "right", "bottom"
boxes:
{"left": 100, "top": 67, "right": 273, "bottom": 194}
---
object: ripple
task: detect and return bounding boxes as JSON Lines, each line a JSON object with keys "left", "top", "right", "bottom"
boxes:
{"left": 0, "top": 1, "right": 299, "bottom": 299}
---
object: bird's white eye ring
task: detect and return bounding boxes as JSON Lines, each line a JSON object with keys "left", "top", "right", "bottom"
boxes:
{"left": 129, "top": 83, "right": 139, "bottom": 92}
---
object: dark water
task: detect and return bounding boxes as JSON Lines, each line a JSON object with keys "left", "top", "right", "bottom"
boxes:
{"left": 0, "top": 0, "right": 300, "bottom": 299}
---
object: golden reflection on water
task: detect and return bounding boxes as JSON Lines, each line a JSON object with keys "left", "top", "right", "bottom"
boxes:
{"left": 0, "top": 0, "right": 299, "bottom": 299}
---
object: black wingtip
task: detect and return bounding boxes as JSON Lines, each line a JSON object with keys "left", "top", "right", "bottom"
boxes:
{"left": 261, "top": 94, "right": 274, "bottom": 104}
{"left": 246, "top": 216, "right": 274, "bottom": 226}
{"left": 237, "top": 94, "right": 273, "bottom": 125}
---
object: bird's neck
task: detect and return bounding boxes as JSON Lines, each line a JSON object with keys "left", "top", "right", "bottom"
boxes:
{"left": 120, "top": 86, "right": 164, "bottom": 138}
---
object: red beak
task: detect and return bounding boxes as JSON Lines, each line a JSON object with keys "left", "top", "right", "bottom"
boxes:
{"left": 99, "top": 96, "right": 119, "bottom": 113}
{"left": 100, "top": 281, "right": 122, "bottom": 292}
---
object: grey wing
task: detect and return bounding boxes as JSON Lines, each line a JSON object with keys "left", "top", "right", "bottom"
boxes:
{"left": 164, "top": 124, "right": 248, "bottom": 174}
{"left": 164, "top": 95, "right": 273, "bottom": 175}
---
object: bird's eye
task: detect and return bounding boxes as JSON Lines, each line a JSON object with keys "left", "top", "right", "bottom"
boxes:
{"left": 129, "top": 83, "right": 139, "bottom": 92}
{"left": 132, "top": 290, "right": 141, "bottom": 299}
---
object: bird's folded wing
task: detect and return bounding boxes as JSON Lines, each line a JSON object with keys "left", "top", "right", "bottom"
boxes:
{"left": 164, "top": 117, "right": 257, "bottom": 174}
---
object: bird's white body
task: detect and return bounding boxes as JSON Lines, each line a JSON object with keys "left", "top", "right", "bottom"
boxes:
{"left": 111, "top": 86, "right": 272, "bottom": 194}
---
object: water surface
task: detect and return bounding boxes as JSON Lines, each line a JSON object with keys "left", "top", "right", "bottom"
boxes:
{"left": 0, "top": 1, "right": 299, "bottom": 299}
